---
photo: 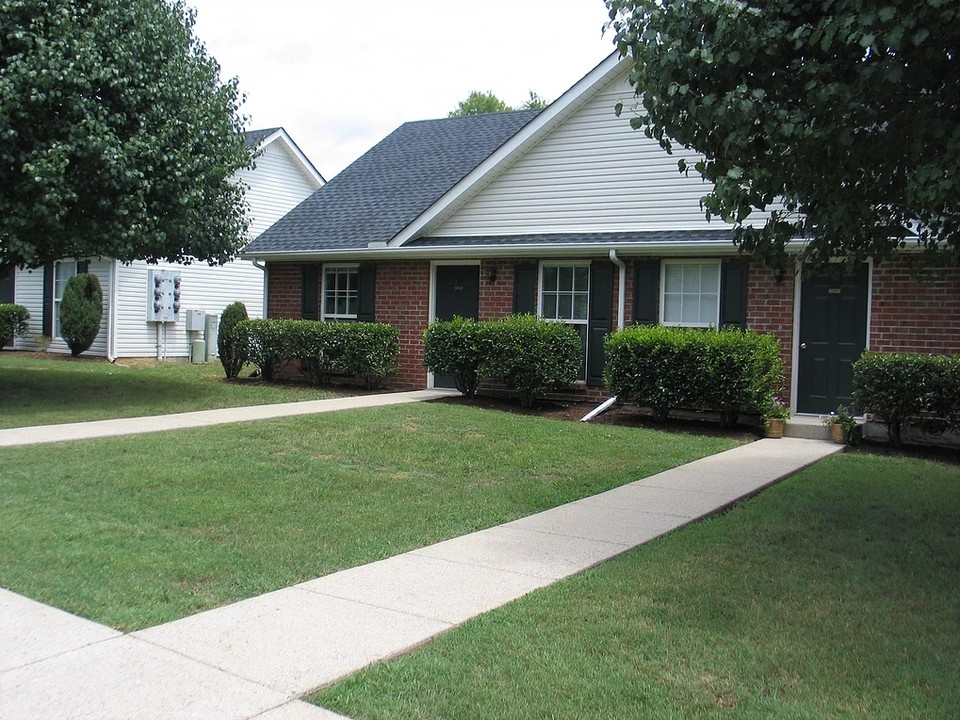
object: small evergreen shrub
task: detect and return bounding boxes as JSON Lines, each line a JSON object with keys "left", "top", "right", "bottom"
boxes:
{"left": 853, "top": 352, "right": 960, "bottom": 446}
{"left": 59, "top": 273, "right": 103, "bottom": 356}
{"left": 0, "top": 304, "right": 30, "bottom": 349}
{"left": 604, "top": 326, "right": 784, "bottom": 427}
{"left": 339, "top": 322, "right": 399, "bottom": 389}
{"left": 218, "top": 302, "right": 248, "bottom": 379}
{"left": 286, "top": 319, "right": 342, "bottom": 384}
{"left": 480, "top": 314, "right": 582, "bottom": 407}
{"left": 234, "top": 318, "right": 290, "bottom": 381}
{"left": 422, "top": 316, "right": 488, "bottom": 397}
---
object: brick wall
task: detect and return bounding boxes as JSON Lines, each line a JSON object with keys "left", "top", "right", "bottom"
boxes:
{"left": 374, "top": 260, "right": 431, "bottom": 388}
{"left": 479, "top": 260, "right": 515, "bottom": 319}
{"left": 266, "top": 263, "right": 302, "bottom": 319}
{"left": 746, "top": 263, "right": 796, "bottom": 400}
{"left": 871, "top": 262, "right": 960, "bottom": 354}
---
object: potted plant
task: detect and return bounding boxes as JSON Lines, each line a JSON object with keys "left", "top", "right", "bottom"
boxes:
{"left": 821, "top": 405, "right": 858, "bottom": 444}
{"left": 763, "top": 395, "right": 789, "bottom": 438}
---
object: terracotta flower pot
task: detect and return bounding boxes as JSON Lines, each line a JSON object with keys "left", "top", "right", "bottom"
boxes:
{"left": 830, "top": 423, "right": 844, "bottom": 444}
{"left": 765, "top": 418, "right": 785, "bottom": 438}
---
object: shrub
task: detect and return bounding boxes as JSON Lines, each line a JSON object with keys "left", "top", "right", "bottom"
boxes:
{"left": 286, "top": 319, "right": 342, "bottom": 385}
{"left": 0, "top": 304, "right": 30, "bottom": 349}
{"left": 339, "top": 322, "right": 399, "bottom": 389}
{"left": 59, "top": 273, "right": 103, "bottom": 356}
{"left": 218, "top": 301, "right": 248, "bottom": 379}
{"left": 422, "top": 316, "right": 488, "bottom": 397}
{"left": 604, "top": 326, "right": 784, "bottom": 428}
{"left": 853, "top": 352, "right": 960, "bottom": 446}
{"left": 480, "top": 314, "right": 582, "bottom": 407}
{"left": 234, "top": 318, "right": 289, "bottom": 381}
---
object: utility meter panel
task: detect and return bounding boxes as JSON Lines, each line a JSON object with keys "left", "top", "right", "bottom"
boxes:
{"left": 147, "top": 270, "right": 181, "bottom": 322}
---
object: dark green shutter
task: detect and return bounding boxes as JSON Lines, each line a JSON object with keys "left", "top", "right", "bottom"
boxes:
{"left": 586, "top": 261, "right": 614, "bottom": 386}
{"left": 719, "top": 259, "right": 748, "bottom": 330}
{"left": 633, "top": 260, "right": 660, "bottom": 325}
{"left": 513, "top": 262, "right": 537, "bottom": 314}
{"left": 357, "top": 264, "right": 376, "bottom": 323}
{"left": 301, "top": 264, "right": 320, "bottom": 320}
{"left": 42, "top": 262, "right": 54, "bottom": 336}
{"left": 77, "top": 260, "right": 89, "bottom": 274}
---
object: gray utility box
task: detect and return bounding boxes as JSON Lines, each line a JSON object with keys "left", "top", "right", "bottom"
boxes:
{"left": 147, "top": 270, "right": 181, "bottom": 322}
{"left": 185, "top": 309, "right": 206, "bottom": 332}
{"left": 204, "top": 314, "right": 219, "bottom": 360}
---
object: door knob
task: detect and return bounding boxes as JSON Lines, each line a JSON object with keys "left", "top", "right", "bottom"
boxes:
{"left": 800, "top": 342, "right": 807, "bottom": 349}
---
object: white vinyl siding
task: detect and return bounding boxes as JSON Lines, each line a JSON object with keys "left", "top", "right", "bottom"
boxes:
{"left": 661, "top": 260, "right": 721, "bottom": 327}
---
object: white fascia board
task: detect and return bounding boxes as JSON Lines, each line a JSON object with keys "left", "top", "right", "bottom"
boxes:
{"left": 388, "top": 52, "right": 630, "bottom": 248}
{"left": 258, "top": 128, "right": 326, "bottom": 188}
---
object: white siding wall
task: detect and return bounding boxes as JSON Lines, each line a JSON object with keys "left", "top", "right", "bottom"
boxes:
{"left": 113, "top": 259, "right": 264, "bottom": 358}
{"left": 237, "top": 139, "right": 320, "bottom": 239}
{"left": 14, "top": 260, "right": 111, "bottom": 357}
{"left": 432, "top": 72, "right": 764, "bottom": 237}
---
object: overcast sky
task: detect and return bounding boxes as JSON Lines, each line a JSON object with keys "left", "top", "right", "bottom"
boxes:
{"left": 189, "top": 0, "right": 617, "bottom": 179}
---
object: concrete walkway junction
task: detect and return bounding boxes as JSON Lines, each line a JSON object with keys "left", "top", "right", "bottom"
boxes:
{"left": 0, "top": 391, "right": 843, "bottom": 719}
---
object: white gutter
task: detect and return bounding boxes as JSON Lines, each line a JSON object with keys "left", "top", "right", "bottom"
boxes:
{"left": 252, "top": 260, "right": 268, "bottom": 318}
{"left": 608, "top": 249, "right": 626, "bottom": 331}
{"left": 107, "top": 259, "right": 119, "bottom": 362}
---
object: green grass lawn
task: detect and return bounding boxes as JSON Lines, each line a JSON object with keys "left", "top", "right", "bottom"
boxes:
{"left": 311, "top": 451, "right": 960, "bottom": 720}
{"left": 0, "top": 353, "right": 341, "bottom": 428}
{"left": 0, "top": 402, "right": 740, "bottom": 631}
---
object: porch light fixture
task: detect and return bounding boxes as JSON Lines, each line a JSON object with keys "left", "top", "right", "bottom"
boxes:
{"left": 487, "top": 266, "right": 498, "bottom": 284}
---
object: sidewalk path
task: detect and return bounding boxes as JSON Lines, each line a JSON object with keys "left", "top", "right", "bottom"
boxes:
{"left": 0, "top": 390, "right": 457, "bottom": 447}
{"left": 0, "top": 433, "right": 842, "bottom": 720}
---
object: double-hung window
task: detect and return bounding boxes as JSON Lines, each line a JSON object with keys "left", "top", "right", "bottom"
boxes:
{"left": 661, "top": 260, "right": 720, "bottom": 327}
{"left": 322, "top": 265, "right": 359, "bottom": 320}
{"left": 539, "top": 262, "right": 589, "bottom": 381}
{"left": 53, "top": 261, "right": 78, "bottom": 338}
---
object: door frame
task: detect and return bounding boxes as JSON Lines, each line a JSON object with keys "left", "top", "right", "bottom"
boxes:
{"left": 427, "top": 260, "right": 480, "bottom": 389}
{"left": 790, "top": 258, "right": 873, "bottom": 415}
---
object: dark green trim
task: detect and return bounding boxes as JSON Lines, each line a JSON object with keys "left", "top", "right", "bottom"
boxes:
{"left": 719, "top": 259, "right": 748, "bottom": 330}
{"left": 587, "top": 261, "right": 614, "bottom": 386}
{"left": 301, "top": 264, "right": 320, "bottom": 320}
{"left": 42, "top": 262, "right": 54, "bottom": 336}
{"left": 632, "top": 259, "right": 660, "bottom": 325}
{"left": 512, "top": 262, "right": 537, "bottom": 314}
{"left": 357, "top": 264, "right": 376, "bottom": 323}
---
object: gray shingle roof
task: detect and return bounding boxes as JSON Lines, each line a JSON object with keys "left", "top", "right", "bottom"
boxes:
{"left": 405, "top": 230, "right": 736, "bottom": 247}
{"left": 244, "top": 110, "right": 541, "bottom": 254}
{"left": 244, "top": 128, "right": 281, "bottom": 148}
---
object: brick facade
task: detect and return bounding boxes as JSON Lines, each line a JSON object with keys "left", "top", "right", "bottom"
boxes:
{"left": 266, "top": 263, "right": 303, "bottom": 319}
{"left": 745, "top": 263, "right": 796, "bottom": 401}
{"left": 373, "top": 260, "right": 432, "bottom": 388}
{"left": 870, "top": 262, "right": 960, "bottom": 354}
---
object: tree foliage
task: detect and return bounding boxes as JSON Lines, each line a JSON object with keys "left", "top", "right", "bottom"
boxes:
{"left": 0, "top": 0, "right": 254, "bottom": 268}
{"left": 59, "top": 272, "right": 102, "bottom": 356}
{"left": 606, "top": 0, "right": 960, "bottom": 271}
{"left": 448, "top": 89, "right": 548, "bottom": 117}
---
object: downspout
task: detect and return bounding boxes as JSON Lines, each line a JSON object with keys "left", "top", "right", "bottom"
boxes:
{"left": 252, "top": 260, "right": 268, "bottom": 318}
{"left": 582, "top": 249, "right": 627, "bottom": 423}
{"left": 107, "top": 259, "right": 119, "bottom": 362}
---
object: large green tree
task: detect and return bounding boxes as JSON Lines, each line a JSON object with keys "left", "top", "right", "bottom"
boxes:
{"left": 0, "top": 0, "right": 253, "bottom": 268}
{"left": 448, "top": 90, "right": 549, "bottom": 117}
{"left": 606, "top": 0, "right": 960, "bottom": 270}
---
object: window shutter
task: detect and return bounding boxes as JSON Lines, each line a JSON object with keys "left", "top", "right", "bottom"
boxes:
{"left": 301, "top": 264, "right": 319, "bottom": 320}
{"left": 586, "top": 261, "right": 614, "bottom": 386}
{"left": 513, "top": 262, "right": 537, "bottom": 314}
{"left": 42, "top": 262, "right": 54, "bottom": 336}
{"left": 720, "top": 259, "right": 748, "bottom": 330}
{"left": 76, "top": 260, "right": 89, "bottom": 274}
{"left": 633, "top": 260, "right": 660, "bottom": 325}
{"left": 357, "top": 264, "right": 376, "bottom": 323}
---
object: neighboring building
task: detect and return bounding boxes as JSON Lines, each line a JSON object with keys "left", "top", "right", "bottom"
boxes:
{"left": 243, "top": 54, "right": 960, "bottom": 415}
{"left": 10, "top": 128, "right": 324, "bottom": 359}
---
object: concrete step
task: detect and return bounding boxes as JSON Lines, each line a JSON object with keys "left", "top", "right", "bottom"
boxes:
{"left": 784, "top": 416, "right": 833, "bottom": 441}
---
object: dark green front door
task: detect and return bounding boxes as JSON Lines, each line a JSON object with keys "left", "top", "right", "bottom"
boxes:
{"left": 432, "top": 265, "right": 480, "bottom": 389}
{"left": 796, "top": 264, "right": 869, "bottom": 414}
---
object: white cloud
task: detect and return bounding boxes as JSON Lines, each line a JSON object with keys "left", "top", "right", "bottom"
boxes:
{"left": 189, "top": 0, "right": 616, "bottom": 178}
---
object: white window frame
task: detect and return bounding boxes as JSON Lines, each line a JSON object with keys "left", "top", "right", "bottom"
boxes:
{"left": 53, "top": 261, "right": 78, "bottom": 338}
{"left": 660, "top": 260, "right": 721, "bottom": 328}
{"left": 538, "top": 261, "right": 590, "bottom": 382}
{"left": 321, "top": 264, "right": 359, "bottom": 320}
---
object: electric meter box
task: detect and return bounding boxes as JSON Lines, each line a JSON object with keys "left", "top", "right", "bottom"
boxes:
{"left": 147, "top": 270, "right": 181, "bottom": 322}
{"left": 185, "top": 309, "right": 206, "bottom": 332}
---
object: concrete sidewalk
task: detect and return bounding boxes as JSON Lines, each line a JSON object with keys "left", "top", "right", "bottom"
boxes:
{"left": 0, "top": 390, "right": 457, "bottom": 447}
{"left": 0, "top": 436, "right": 842, "bottom": 720}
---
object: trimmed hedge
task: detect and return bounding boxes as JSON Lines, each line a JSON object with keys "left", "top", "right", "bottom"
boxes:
{"left": 234, "top": 318, "right": 399, "bottom": 388}
{"left": 218, "top": 302, "right": 248, "bottom": 379}
{"left": 604, "top": 326, "right": 784, "bottom": 428}
{"left": 853, "top": 352, "right": 960, "bottom": 446}
{"left": 59, "top": 273, "right": 103, "bottom": 356}
{"left": 0, "top": 304, "right": 30, "bottom": 348}
{"left": 423, "top": 314, "right": 583, "bottom": 407}
{"left": 422, "top": 316, "right": 488, "bottom": 397}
